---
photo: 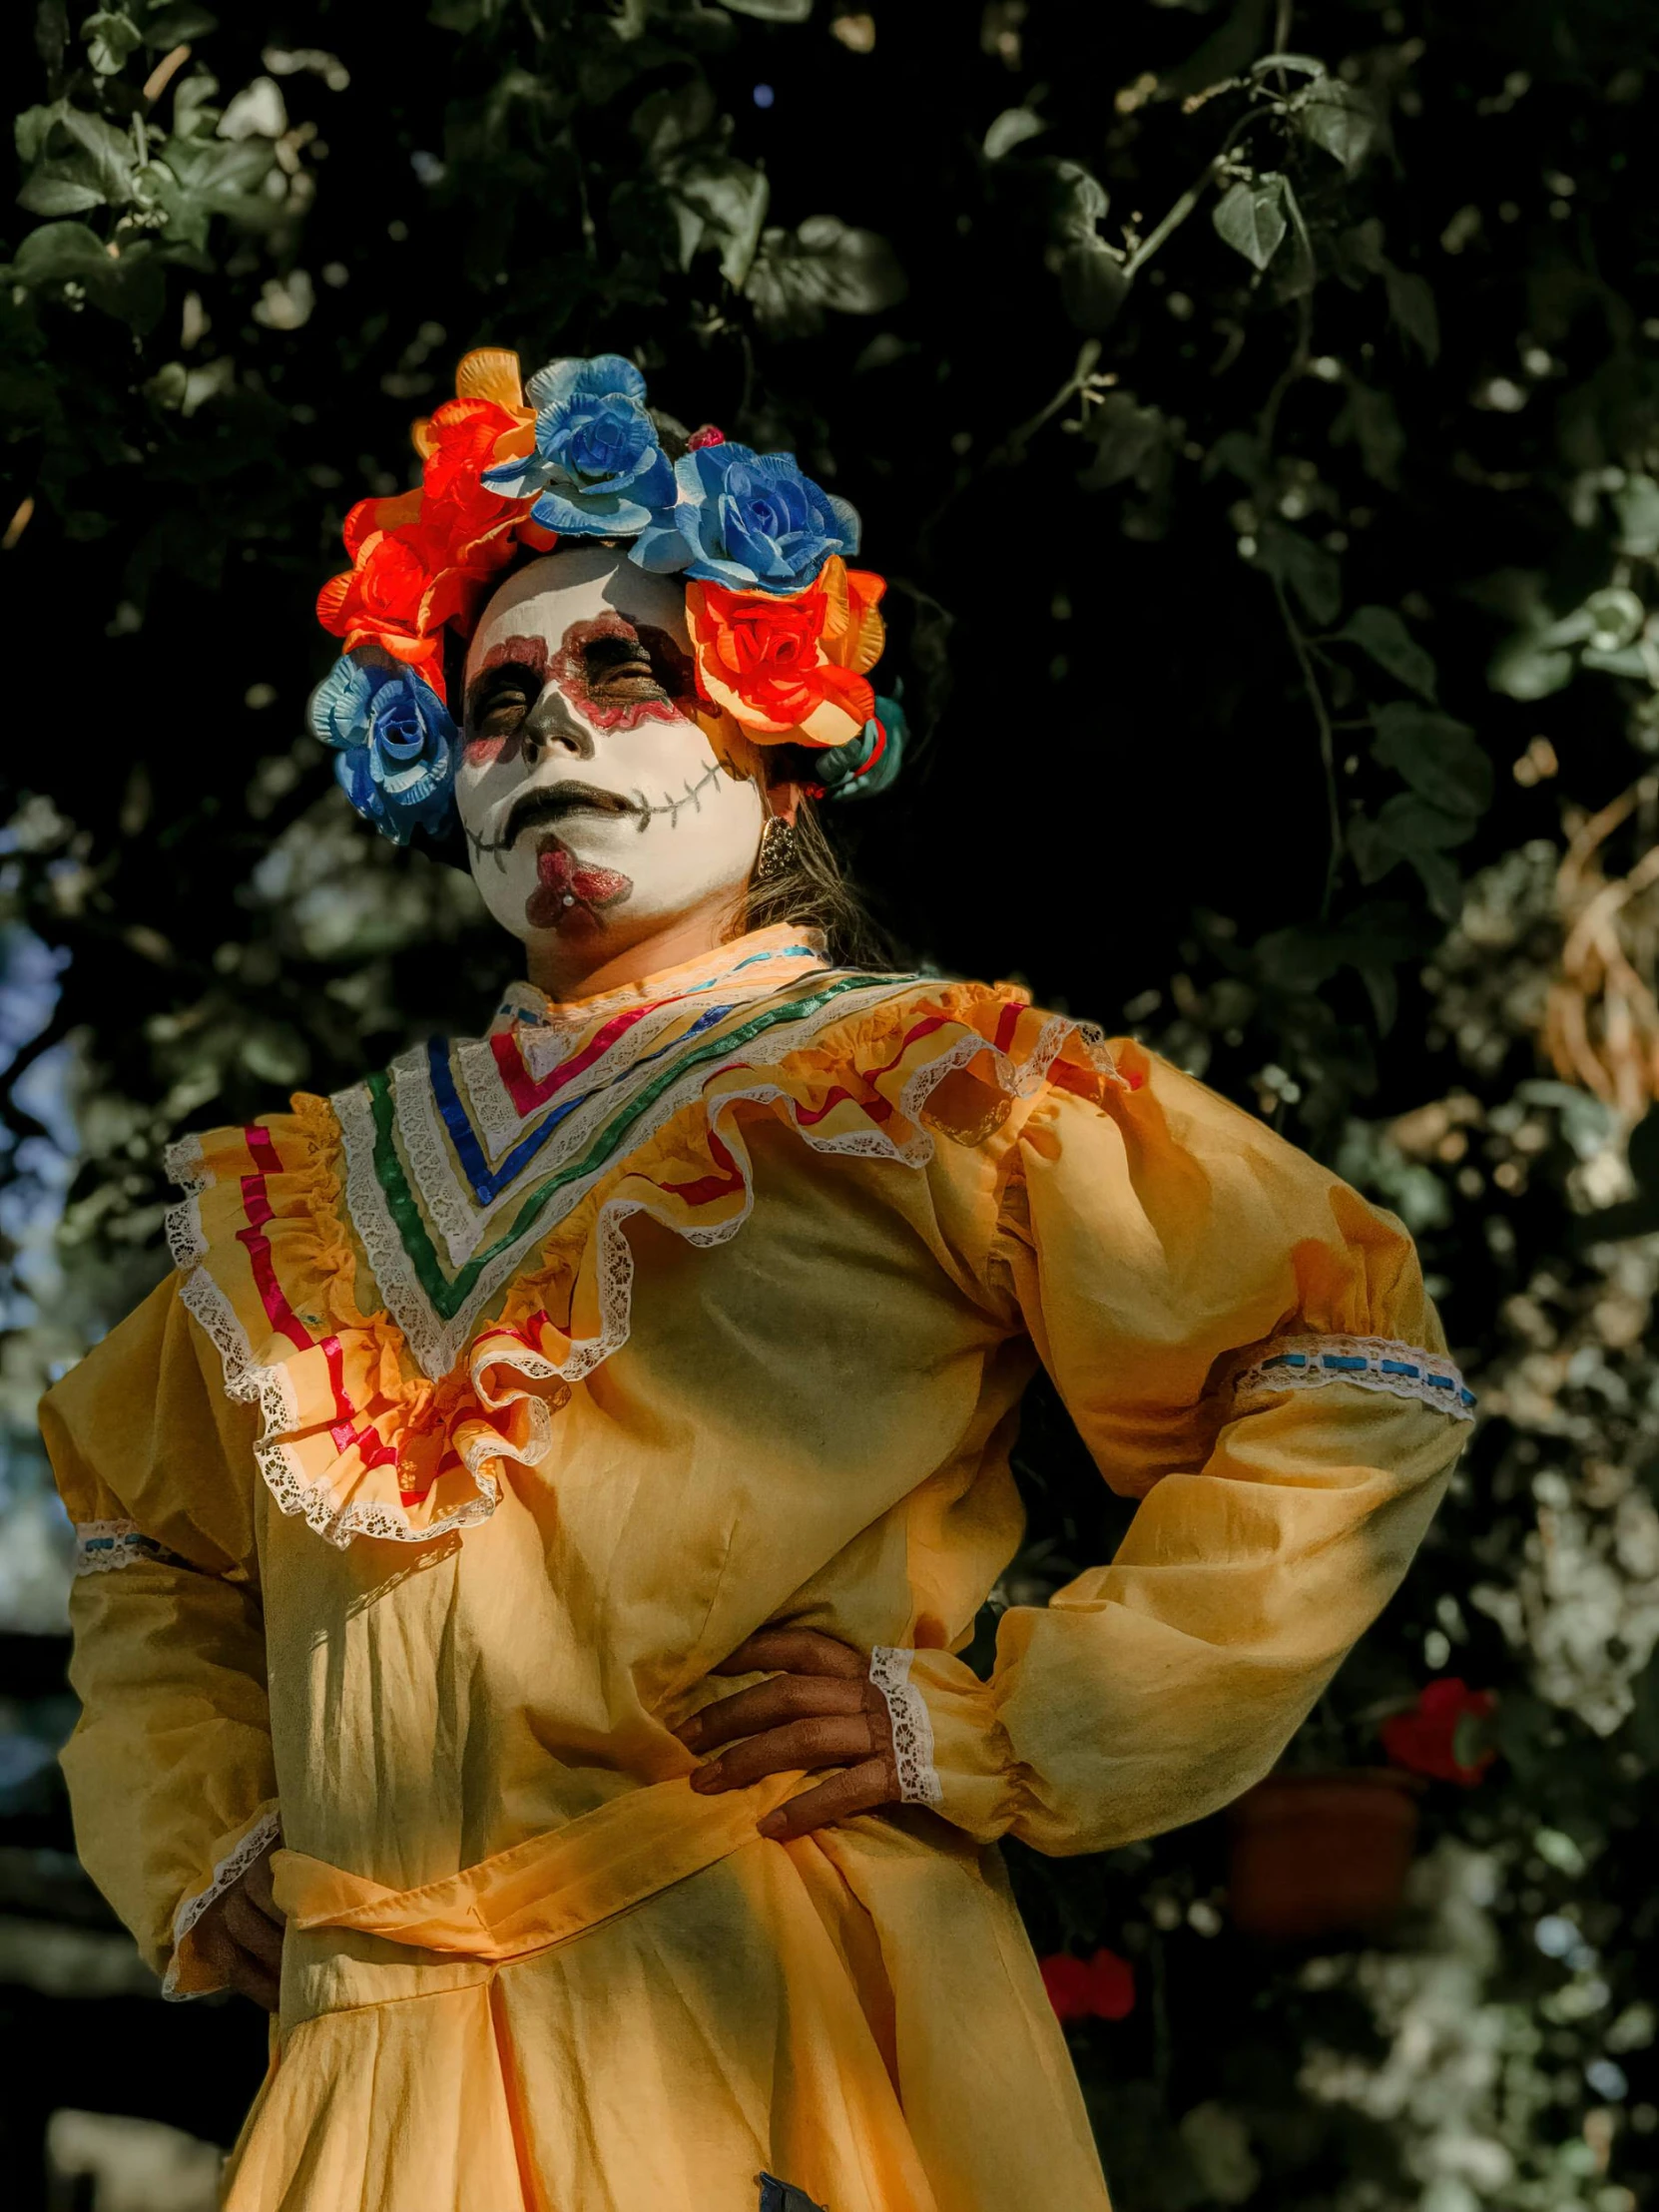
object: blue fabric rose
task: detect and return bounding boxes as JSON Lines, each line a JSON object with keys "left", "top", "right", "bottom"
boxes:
{"left": 632, "top": 441, "right": 860, "bottom": 594}
{"left": 308, "top": 655, "right": 459, "bottom": 845}
{"left": 480, "top": 353, "right": 676, "bottom": 536}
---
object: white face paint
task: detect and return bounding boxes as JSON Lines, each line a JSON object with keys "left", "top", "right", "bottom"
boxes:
{"left": 457, "top": 548, "right": 765, "bottom": 961}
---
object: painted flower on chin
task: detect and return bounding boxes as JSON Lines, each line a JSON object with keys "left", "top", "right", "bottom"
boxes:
{"left": 308, "top": 655, "right": 459, "bottom": 845}
{"left": 636, "top": 440, "right": 859, "bottom": 594}
{"left": 481, "top": 353, "right": 676, "bottom": 536}
{"left": 687, "top": 556, "right": 885, "bottom": 750}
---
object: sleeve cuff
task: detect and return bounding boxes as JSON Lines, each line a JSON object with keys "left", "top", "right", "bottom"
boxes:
{"left": 871, "top": 1647, "right": 1019, "bottom": 1843}
{"left": 163, "top": 1801, "right": 282, "bottom": 2000}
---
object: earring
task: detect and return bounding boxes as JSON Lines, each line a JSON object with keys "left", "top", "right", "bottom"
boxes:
{"left": 755, "top": 816, "right": 799, "bottom": 882}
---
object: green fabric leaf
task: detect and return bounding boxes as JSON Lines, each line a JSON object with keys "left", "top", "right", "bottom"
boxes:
{"left": 719, "top": 0, "right": 813, "bottom": 17}
{"left": 1372, "top": 703, "right": 1492, "bottom": 818}
{"left": 1337, "top": 604, "right": 1437, "bottom": 698}
{"left": 1213, "top": 175, "right": 1288, "bottom": 272}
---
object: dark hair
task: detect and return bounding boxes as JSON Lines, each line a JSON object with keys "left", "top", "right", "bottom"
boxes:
{"left": 734, "top": 796, "right": 896, "bottom": 971}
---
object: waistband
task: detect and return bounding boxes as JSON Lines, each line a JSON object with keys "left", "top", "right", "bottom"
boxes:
{"left": 272, "top": 1768, "right": 804, "bottom": 1966}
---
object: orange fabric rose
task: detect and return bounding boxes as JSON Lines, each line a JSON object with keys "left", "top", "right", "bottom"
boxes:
{"left": 686, "top": 557, "right": 885, "bottom": 749}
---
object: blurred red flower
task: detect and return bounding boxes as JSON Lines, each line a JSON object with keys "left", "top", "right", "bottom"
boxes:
{"left": 1381, "top": 1677, "right": 1497, "bottom": 1786}
{"left": 1039, "top": 1946, "right": 1136, "bottom": 2024}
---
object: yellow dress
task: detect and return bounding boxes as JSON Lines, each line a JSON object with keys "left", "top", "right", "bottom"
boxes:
{"left": 41, "top": 924, "right": 1470, "bottom": 2212}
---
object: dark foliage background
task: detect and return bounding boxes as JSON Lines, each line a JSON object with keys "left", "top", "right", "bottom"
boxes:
{"left": 3, "top": 1, "right": 1659, "bottom": 2205}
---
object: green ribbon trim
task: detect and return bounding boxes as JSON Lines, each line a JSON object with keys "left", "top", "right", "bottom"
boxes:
{"left": 367, "top": 970, "right": 917, "bottom": 1323}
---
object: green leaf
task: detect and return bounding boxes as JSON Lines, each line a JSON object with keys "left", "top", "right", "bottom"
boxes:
{"left": 1583, "top": 585, "right": 1644, "bottom": 652}
{"left": 81, "top": 8, "right": 144, "bottom": 73}
{"left": 1057, "top": 240, "right": 1130, "bottom": 332}
{"left": 59, "top": 106, "right": 137, "bottom": 202}
{"left": 1299, "top": 79, "right": 1377, "bottom": 173}
{"left": 1614, "top": 474, "right": 1659, "bottom": 558}
{"left": 1213, "top": 174, "right": 1287, "bottom": 272}
{"left": 669, "top": 157, "right": 770, "bottom": 286}
{"left": 16, "top": 101, "right": 70, "bottom": 167}
{"left": 983, "top": 108, "right": 1046, "bottom": 160}
{"left": 719, "top": 0, "right": 813, "bottom": 16}
{"left": 1376, "top": 791, "right": 1476, "bottom": 851}
{"left": 1383, "top": 265, "right": 1439, "bottom": 362}
{"left": 746, "top": 212, "right": 903, "bottom": 328}
{"left": 141, "top": 2, "right": 217, "bottom": 39}
{"left": 8, "top": 218, "right": 111, "bottom": 285}
{"left": 1077, "top": 391, "right": 1168, "bottom": 492}
{"left": 1488, "top": 631, "right": 1574, "bottom": 702}
{"left": 1331, "top": 379, "right": 1403, "bottom": 488}
{"left": 1258, "top": 522, "right": 1341, "bottom": 625}
{"left": 1350, "top": 794, "right": 1473, "bottom": 917}
{"left": 1372, "top": 703, "right": 1493, "bottom": 819}
{"left": 1337, "top": 605, "right": 1436, "bottom": 698}
{"left": 1250, "top": 51, "right": 1326, "bottom": 77}
{"left": 16, "top": 170, "right": 106, "bottom": 215}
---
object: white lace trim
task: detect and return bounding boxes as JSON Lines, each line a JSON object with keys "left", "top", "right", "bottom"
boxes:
{"left": 161, "top": 1805, "right": 282, "bottom": 2001}
{"left": 868, "top": 1646, "right": 943, "bottom": 1808}
{"left": 336, "top": 972, "right": 936, "bottom": 1381}
{"left": 165, "top": 991, "right": 1118, "bottom": 1548}
{"left": 1233, "top": 1334, "right": 1475, "bottom": 1421}
{"left": 72, "top": 1520, "right": 190, "bottom": 1576}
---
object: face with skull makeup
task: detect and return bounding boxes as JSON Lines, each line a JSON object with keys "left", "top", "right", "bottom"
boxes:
{"left": 457, "top": 549, "right": 775, "bottom": 996}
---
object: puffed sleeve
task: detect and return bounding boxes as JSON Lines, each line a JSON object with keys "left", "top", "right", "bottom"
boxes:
{"left": 882, "top": 1041, "right": 1469, "bottom": 1856}
{"left": 39, "top": 1274, "right": 278, "bottom": 1993}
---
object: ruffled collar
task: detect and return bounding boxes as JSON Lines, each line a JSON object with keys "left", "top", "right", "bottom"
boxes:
{"left": 488, "top": 924, "right": 830, "bottom": 1043}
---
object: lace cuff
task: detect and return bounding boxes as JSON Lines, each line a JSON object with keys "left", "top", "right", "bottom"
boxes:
{"left": 162, "top": 1804, "right": 282, "bottom": 2001}
{"left": 73, "top": 1520, "right": 191, "bottom": 1576}
{"left": 868, "top": 1646, "right": 943, "bottom": 1808}
{"left": 1233, "top": 1334, "right": 1475, "bottom": 1421}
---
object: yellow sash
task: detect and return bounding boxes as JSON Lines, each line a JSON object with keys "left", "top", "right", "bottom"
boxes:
{"left": 271, "top": 1770, "right": 804, "bottom": 1963}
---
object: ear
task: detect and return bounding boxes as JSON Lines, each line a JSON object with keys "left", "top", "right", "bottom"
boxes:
{"left": 766, "top": 780, "right": 805, "bottom": 828}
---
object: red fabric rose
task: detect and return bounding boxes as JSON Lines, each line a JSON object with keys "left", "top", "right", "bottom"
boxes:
{"left": 419, "top": 396, "right": 533, "bottom": 547}
{"left": 1039, "top": 1947, "right": 1136, "bottom": 2024}
{"left": 1381, "top": 1677, "right": 1497, "bottom": 1786}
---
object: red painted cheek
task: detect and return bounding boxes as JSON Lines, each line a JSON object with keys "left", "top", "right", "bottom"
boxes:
{"left": 463, "top": 733, "right": 510, "bottom": 765}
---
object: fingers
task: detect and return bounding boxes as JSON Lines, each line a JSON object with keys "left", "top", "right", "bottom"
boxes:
{"left": 712, "top": 1629, "right": 865, "bottom": 1682}
{"left": 677, "top": 1671, "right": 867, "bottom": 1754}
{"left": 227, "top": 1948, "right": 282, "bottom": 2013}
{"left": 239, "top": 1846, "right": 285, "bottom": 1930}
{"left": 222, "top": 1884, "right": 284, "bottom": 1975}
{"left": 690, "top": 1715, "right": 875, "bottom": 1794}
{"left": 757, "top": 1760, "right": 897, "bottom": 1843}
{"left": 191, "top": 1908, "right": 281, "bottom": 2014}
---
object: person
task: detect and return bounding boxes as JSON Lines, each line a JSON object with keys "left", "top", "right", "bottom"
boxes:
{"left": 40, "top": 349, "right": 1472, "bottom": 2212}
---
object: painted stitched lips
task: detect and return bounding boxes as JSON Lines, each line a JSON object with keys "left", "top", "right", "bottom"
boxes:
{"left": 525, "top": 836, "right": 632, "bottom": 930}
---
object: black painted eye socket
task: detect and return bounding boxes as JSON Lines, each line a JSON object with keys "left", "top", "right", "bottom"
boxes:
{"left": 584, "top": 633, "right": 663, "bottom": 692}
{"left": 475, "top": 687, "right": 534, "bottom": 734}
{"left": 467, "top": 659, "right": 544, "bottom": 737}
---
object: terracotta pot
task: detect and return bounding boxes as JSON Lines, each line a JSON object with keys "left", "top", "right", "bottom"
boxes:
{"left": 1226, "top": 1768, "right": 1423, "bottom": 1940}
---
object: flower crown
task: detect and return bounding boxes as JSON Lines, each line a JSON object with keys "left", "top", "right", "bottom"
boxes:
{"left": 308, "top": 348, "right": 904, "bottom": 846}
